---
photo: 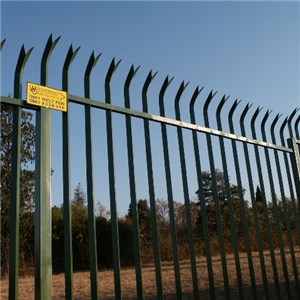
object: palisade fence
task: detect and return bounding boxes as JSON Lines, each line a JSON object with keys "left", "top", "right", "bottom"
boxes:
{"left": 1, "top": 35, "right": 300, "bottom": 299}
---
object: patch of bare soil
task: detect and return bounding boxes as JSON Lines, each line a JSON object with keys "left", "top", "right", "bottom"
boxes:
{"left": 1, "top": 248, "right": 299, "bottom": 299}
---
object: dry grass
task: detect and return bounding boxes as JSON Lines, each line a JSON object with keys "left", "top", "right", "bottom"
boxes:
{"left": 1, "top": 248, "right": 299, "bottom": 299}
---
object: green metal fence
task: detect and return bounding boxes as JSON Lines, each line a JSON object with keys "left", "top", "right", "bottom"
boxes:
{"left": 1, "top": 35, "right": 300, "bottom": 299}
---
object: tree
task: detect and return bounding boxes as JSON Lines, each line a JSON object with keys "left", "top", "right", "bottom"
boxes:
{"left": 255, "top": 186, "right": 263, "bottom": 203}
{"left": 127, "top": 199, "right": 152, "bottom": 250}
{"left": 196, "top": 169, "right": 240, "bottom": 206}
{"left": 52, "top": 205, "right": 64, "bottom": 273}
{"left": 71, "top": 202, "right": 89, "bottom": 270}
{"left": 96, "top": 201, "right": 111, "bottom": 220}
{"left": 155, "top": 198, "right": 170, "bottom": 229}
{"left": 1, "top": 103, "right": 35, "bottom": 274}
{"left": 195, "top": 169, "right": 246, "bottom": 249}
{"left": 70, "top": 184, "right": 89, "bottom": 270}
{"left": 175, "top": 201, "right": 199, "bottom": 239}
{"left": 52, "top": 185, "right": 90, "bottom": 273}
{"left": 72, "top": 182, "right": 86, "bottom": 206}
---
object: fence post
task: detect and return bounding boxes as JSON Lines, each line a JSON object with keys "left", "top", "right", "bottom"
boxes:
{"left": 9, "top": 44, "right": 33, "bottom": 300}
{"left": 35, "top": 35, "right": 60, "bottom": 300}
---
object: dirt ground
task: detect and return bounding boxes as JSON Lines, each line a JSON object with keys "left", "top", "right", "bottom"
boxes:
{"left": 1, "top": 248, "right": 299, "bottom": 299}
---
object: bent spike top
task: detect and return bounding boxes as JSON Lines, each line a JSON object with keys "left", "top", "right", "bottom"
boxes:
{"left": 1, "top": 35, "right": 299, "bottom": 146}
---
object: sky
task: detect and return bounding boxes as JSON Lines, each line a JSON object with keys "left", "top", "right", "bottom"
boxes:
{"left": 1, "top": 1, "right": 300, "bottom": 216}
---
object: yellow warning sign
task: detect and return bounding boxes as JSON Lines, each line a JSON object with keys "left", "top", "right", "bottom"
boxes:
{"left": 27, "top": 82, "right": 68, "bottom": 112}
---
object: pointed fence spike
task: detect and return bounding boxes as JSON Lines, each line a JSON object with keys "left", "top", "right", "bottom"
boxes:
{"left": 238, "top": 102, "right": 252, "bottom": 136}
{"left": 143, "top": 70, "right": 156, "bottom": 93}
{"left": 94, "top": 53, "right": 102, "bottom": 65}
{"left": 63, "top": 45, "right": 80, "bottom": 92}
{"left": 195, "top": 86, "right": 200, "bottom": 95}
{"left": 228, "top": 98, "right": 240, "bottom": 122}
{"left": 228, "top": 99, "right": 239, "bottom": 132}
{"left": 250, "top": 106, "right": 264, "bottom": 139}
{"left": 294, "top": 112, "right": 300, "bottom": 139}
{"left": 261, "top": 109, "right": 272, "bottom": 142}
{"left": 203, "top": 90, "right": 217, "bottom": 127}
{"left": 271, "top": 113, "right": 282, "bottom": 130}
{"left": 270, "top": 113, "right": 282, "bottom": 143}
{"left": 41, "top": 34, "right": 61, "bottom": 85}
{"left": 14, "top": 45, "right": 34, "bottom": 99}
{"left": 288, "top": 107, "right": 299, "bottom": 123}
{"left": 142, "top": 70, "right": 157, "bottom": 113}
{"left": 189, "top": 86, "right": 204, "bottom": 124}
{"left": 159, "top": 76, "right": 173, "bottom": 98}
{"left": 251, "top": 107, "right": 261, "bottom": 123}
{"left": 261, "top": 109, "right": 272, "bottom": 127}
{"left": 0, "top": 38, "right": 6, "bottom": 51}
{"left": 85, "top": 53, "right": 96, "bottom": 78}
{"left": 216, "top": 95, "right": 229, "bottom": 131}
{"left": 279, "top": 117, "right": 289, "bottom": 146}
{"left": 124, "top": 65, "right": 140, "bottom": 108}
{"left": 135, "top": 65, "right": 141, "bottom": 74}
{"left": 212, "top": 90, "right": 218, "bottom": 98}
{"left": 85, "top": 51, "right": 101, "bottom": 78}
{"left": 175, "top": 81, "right": 188, "bottom": 101}
{"left": 125, "top": 64, "right": 140, "bottom": 89}
{"left": 239, "top": 101, "right": 251, "bottom": 122}
{"left": 252, "top": 106, "right": 262, "bottom": 120}
{"left": 28, "top": 46, "right": 34, "bottom": 56}
{"left": 115, "top": 59, "right": 122, "bottom": 69}
{"left": 53, "top": 35, "right": 61, "bottom": 47}
{"left": 174, "top": 81, "right": 189, "bottom": 121}
{"left": 74, "top": 46, "right": 81, "bottom": 57}
{"left": 159, "top": 76, "right": 174, "bottom": 117}
{"left": 203, "top": 90, "right": 215, "bottom": 114}
{"left": 216, "top": 94, "right": 228, "bottom": 112}
{"left": 84, "top": 51, "right": 101, "bottom": 98}
{"left": 105, "top": 58, "right": 121, "bottom": 104}
{"left": 152, "top": 70, "right": 159, "bottom": 79}
{"left": 189, "top": 86, "right": 204, "bottom": 109}
{"left": 287, "top": 107, "right": 299, "bottom": 137}
{"left": 280, "top": 117, "right": 288, "bottom": 132}
{"left": 63, "top": 45, "right": 80, "bottom": 71}
{"left": 105, "top": 58, "right": 121, "bottom": 84}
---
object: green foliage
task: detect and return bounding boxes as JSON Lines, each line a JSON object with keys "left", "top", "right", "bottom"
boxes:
{"left": 52, "top": 200, "right": 90, "bottom": 272}
{"left": 52, "top": 206, "right": 64, "bottom": 272}
{"left": 72, "top": 203, "right": 89, "bottom": 270}
{"left": 196, "top": 170, "right": 243, "bottom": 239}
{"left": 196, "top": 169, "right": 241, "bottom": 205}
{"left": 52, "top": 194, "right": 136, "bottom": 272}
{"left": 72, "top": 182, "right": 86, "bottom": 206}
{"left": 95, "top": 216, "right": 135, "bottom": 268}
{"left": 1, "top": 104, "right": 298, "bottom": 278}
{"left": 195, "top": 170, "right": 300, "bottom": 256}
{"left": 195, "top": 170, "right": 254, "bottom": 254}
{"left": 127, "top": 199, "right": 152, "bottom": 249}
{"left": 118, "top": 218, "right": 135, "bottom": 266}
{"left": 0, "top": 104, "right": 35, "bottom": 275}
{"left": 255, "top": 185, "right": 263, "bottom": 203}
{"left": 96, "top": 216, "right": 113, "bottom": 268}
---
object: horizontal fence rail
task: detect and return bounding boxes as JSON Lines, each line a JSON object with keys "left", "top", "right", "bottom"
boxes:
{"left": 1, "top": 35, "right": 300, "bottom": 300}
{"left": 1, "top": 95, "right": 297, "bottom": 153}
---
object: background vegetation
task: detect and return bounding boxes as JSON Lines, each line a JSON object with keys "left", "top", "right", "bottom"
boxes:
{"left": 1, "top": 105, "right": 298, "bottom": 277}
